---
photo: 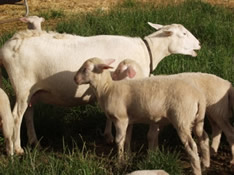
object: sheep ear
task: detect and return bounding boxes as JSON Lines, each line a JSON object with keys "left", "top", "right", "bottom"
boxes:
{"left": 118, "top": 64, "right": 127, "bottom": 72}
{"left": 104, "top": 59, "right": 115, "bottom": 66}
{"left": 126, "top": 66, "right": 136, "bottom": 78}
{"left": 162, "top": 30, "right": 173, "bottom": 36}
{"left": 96, "top": 64, "right": 113, "bottom": 70}
{"left": 148, "top": 22, "right": 163, "bottom": 30}
{"left": 19, "top": 17, "right": 29, "bottom": 23}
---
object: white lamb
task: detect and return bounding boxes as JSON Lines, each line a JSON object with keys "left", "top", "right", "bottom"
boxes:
{"left": 0, "top": 88, "right": 14, "bottom": 155}
{"left": 110, "top": 59, "right": 145, "bottom": 150}
{"left": 113, "top": 59, "right": 234, "bottom": 164}
{"left": 74, "top": 57, "right": 210, "bottom": 175}
{"left": 19, "top": 16, "right": 45, "bottom": 30}
{"left": 0, "top": 22, "right": 201, "bottom": 155}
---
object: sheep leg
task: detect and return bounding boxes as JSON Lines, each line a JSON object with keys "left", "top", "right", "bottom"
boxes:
{"left": 113, "top": 118, "right": 128, "bottom": 160}
{"left": 193, "top": 122, "right": 210, "bottom": 168}
{"left": 207, "top": 117, "right": 222, "bottom": 155}
{"left": 12, "top": 99, "right": 29, "bottom": 155}
{"left": 177, "top": 128, "right": 201, "bottom": 175}
{"left": 103, "top": 118, "right": 114, "bottom": 144}
{"left": 147, "top": 123, "right": 159, "bottom": 150}
{"left": 1, "top": 109, "right": 14, "bottom": 155}
{"left": 4, "top": 135, "right": 14, "bottom": 156}
{"left": 217, "top": 119, "right": 234, "bottom": 164}
{"left": 147, "top": 119, "right": 169, "bottom": 150}
{"left": 24, "top": 107, "right": 41, "bottom": 148}
{"left": 124, "top": 124, "right": 133, "bottom": 152}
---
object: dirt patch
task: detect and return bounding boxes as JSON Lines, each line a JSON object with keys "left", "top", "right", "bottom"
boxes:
{"left": 0, "top": 0, "right": 234, "bottom": 34}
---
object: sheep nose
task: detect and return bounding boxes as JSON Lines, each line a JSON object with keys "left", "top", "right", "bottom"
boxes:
{"left": 197, "top": 44, "right": 201, "bottom": 50}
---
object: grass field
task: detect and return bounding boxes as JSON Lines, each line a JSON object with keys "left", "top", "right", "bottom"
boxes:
{"left": 0, "top": 0, "right": 233, "bottom": 174}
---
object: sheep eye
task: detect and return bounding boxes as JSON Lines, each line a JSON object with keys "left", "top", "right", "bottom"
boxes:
{"left": 83, "top": 68, "right": 87, "bottom": 73}
{"left": 183, "top": 32, "right": 186, "bottom": 35}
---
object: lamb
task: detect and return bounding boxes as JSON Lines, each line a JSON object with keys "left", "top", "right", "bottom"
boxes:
{"left": 109, "top": 59, "right": 145, "bottom": 150}
{"left": 113, "top": 59, "right": 234, "bottom": 164}
{"left": 0, "top": 22, "right": 200, "bottom": 155}
{"left": 0, "top": 88, "right": 14, "bottom": 155}
{"left": 19, "top": 16, "right": 45, "bottom": 30}
{"left": 74, "top": 57, "right": 210, "bottom": 175}
{"left": 126, "top": 170, "right": 169, "bottom": 175}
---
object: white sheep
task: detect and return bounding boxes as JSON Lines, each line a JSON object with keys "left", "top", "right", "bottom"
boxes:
{"left": 0, "top": 88, "right": 14, "bottom": 155}
{"left": 110, "top": 59, "right": 145, "bottom": 151}
{"left": 113, "top": 59, "right": 234, "bottom": 164}
{"left": 74, "top": 57, "right": 210, "bottom": 175}
{"left": 126, "top": 170, "right": 169, "bottom": 175}
{"left": 19, "top": 16, "right": 45, "bottom": 30}
{"left": 0, "top": 22, "right": 200, "bottom": 155}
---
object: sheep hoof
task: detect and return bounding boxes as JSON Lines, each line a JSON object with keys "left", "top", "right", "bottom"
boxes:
{"left": 15, "top": 147, "right": 24, "bottom": 155}
{"left": 29, "top": 141, "right": 42, "bottom": 150}
{"left": 230, "top": 159, "right": 234, "bottom": 165}
{"left": 210, "top": 147, "right": 218, "bottom": 156}
{"left": 104, "top": 134, "right": 114, "bottom": 144}
{"left": 202, "top": 161, "right": 210, "bottom": 169}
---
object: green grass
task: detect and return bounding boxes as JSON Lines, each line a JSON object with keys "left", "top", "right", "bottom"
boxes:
{"left": 0, "top": 0, "right": 234, "bottom": 174}
{"left": 0, "top": 143, "right": 183, "bottom": 175}
{"left": 136, "top": 149, "right": 184, "bottom": 175}
{"left": 0, "top": 144, "right": 111, "bottom": 175}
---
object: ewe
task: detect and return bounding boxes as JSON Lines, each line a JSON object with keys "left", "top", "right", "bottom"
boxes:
{"left": 74, "top": 57, "right": 209, "bottom": 175}
{"left": 0, "top": 22, "right": 200, "bottom": 155}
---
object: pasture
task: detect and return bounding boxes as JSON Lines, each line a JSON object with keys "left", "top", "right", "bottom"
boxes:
{"left": 0, "top": 0, "right": 233, "bottom": 174}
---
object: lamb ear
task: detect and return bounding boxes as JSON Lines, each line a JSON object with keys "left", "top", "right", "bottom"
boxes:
{"left": 126, "top": 66, "right": 136, "bottom": 78}
{"left": 148, "top": 22, "right": 163, "bottom": 30}
{"left": 96, "top": 64, "right": 113, "bottom": 70}
{"left": 104, "top": 59, "right": 115, "bottom": 66}
{"left": 119, "top": 64, "right": 127, "bottom": 72}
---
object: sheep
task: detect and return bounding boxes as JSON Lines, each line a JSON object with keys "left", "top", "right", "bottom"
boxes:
{"left": 126, "top": 170, "right": 169, "bottom": 175}
{"left": 19, "top": 16, "right": 45, "bottom": 30}
{"left": 110, "top": 59, "right": 145, "bottom": 151}
{"left": 0, "top": 22, "right": 201, "bottom": 155}
{"left": 0, "top": 88, "right": 14, "bottom": 155}
{"left": 113, "top": 59, "right": 234, "bottom": 164}
{"left": 74, "top": 57, "right": 210, "bottom": 175}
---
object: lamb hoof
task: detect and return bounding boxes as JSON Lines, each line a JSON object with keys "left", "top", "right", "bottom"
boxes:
{"left": 104, "top": 134, "right": 114, "bottom": 144}
{"left": 230, "top": 159, "right": 234, "bottom": 165}
{"left": 15, "top": 147, "right": 24, "bottom": 155}
{"left": 210, "top": 147, "right": 217, "bottom": 156}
